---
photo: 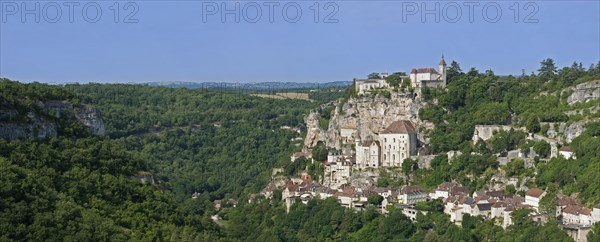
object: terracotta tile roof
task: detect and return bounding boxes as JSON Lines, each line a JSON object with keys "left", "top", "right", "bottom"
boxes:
{"left": 563, "top": 205, "right": 584, "bottom": 215}
{"left": 474, "top": 195, "right": 490, "bottom": 203}
{"left": 401, "top": 185, "right": 423, "bottom": 195}
{"left": 581, "top": 208, "right": 592, "bottom": 216}
{"left": 451, "top": 186, "right": 469, "bottom": 196}
{"left": 411, "top": 68, "right": 439, "bottom": 74}
{"left": 445, "top": 196, "right": 458, "bottom": 203}
{"left": 381, "top": 120, "right": 416, "bottom": 134}
{"left": 486, "top": 190, "right": 505, "bottom": 199}
{"left": 437, "top": 182, "right": 456, "bottom": 191}
{"left": 557, "top": 196, "right": 578, "bottom": 206}
{"left": 493, "top": 201, "right": 506, "bottom": 208}
{"left": 286, "top": 185, "right": 299, "bottom": 192}
{"left": 559, "top": 146, "right": 573, "bottom": 152}
{"left": 525, "top": 188, "right": 545, "bottom": 198}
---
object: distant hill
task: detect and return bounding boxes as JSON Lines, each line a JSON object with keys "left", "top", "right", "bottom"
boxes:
{"left": 144, "top": 81, "right": 352, "bottom": 90}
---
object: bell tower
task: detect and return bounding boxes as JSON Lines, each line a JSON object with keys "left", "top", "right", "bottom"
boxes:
{"left": 439, "top": 55, "right": 447, "bottom": 86}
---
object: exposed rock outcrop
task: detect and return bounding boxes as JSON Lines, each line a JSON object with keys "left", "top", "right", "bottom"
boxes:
{"left": 566, "top": 80, "right": 600, "bottom": 105}
{"left": 75, "top": 104, "right": 106, "bottom": 135}
{"left": 0, "top": 100, "right": 105, "bottom": 140}
{"left": 303, "top": 93, "right": 425, "bottom": 154}
{"left": 472, "top": 125, "right": 526, "bottom": 143}
{"left": 0, "top": 112, "right": 58, "bottom": 140}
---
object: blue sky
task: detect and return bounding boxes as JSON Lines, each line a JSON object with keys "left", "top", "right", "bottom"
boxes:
{"left": 1, "top": 0, "right": 599, "bottom": 83}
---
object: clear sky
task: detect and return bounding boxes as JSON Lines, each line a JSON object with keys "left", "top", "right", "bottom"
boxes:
{"left": 1, "top": 0, "right": 599, "bottom": 83}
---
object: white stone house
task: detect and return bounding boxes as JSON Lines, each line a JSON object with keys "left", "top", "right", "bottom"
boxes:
{"left": 556, "top": 196, "right": 579, "bottom": 218}
{"left": 524, "top": 188, "right": 546, "bottom": 212}
{"left": 562, "top": 205, "right": 593, "bottom": 225}
{"left": 432, "top": 182, "right": 468, "bottom": 200}
{"left": 355, "top": 79, "right": 389, "bottom": 95}
{"left": 324, "top": 155, "right": 354, "bottom": 186}
{"left": 398, "top": 185, "right": 427, "bottom": 205}
{"left": 379, "top": 120, "right": 417, "bottom": 167}
{"left": 355, "top": 140, "right": 381, "bottom": 169}
{"left": 491, "top": 202, "right": 506, "bottom": 219}
{"left": 559, "top": 146, "right": 576, "bottom": 159}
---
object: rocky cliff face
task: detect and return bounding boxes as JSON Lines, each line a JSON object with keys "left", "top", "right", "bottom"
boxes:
{"left": 0, "top": 112, "right": 58, "bottom": 140}
{"left": 567, "top": 80, "right": 600, "bottom": 105}
{"left": 75, "top": 104, "right": 106, "bottom": 135}
{"left": 303, "top": 93, "right": 425, "bottom": 153}
{"left": 0, "top": 101, "right": 105, "bottom": 140}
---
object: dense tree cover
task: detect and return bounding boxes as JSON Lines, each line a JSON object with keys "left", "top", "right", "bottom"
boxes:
{"left": 1, "top": 79, "right": 78, "bottom": 110}
{"left": 409, "top": 152, "right": 499, "bottom": 192}
{"left": 1, "top": 80, "right": 321, "bottom": 240}
{"left": 536, "top": 122, "right": 600, "bottom": 206}
{"left": 214, "top": 197, "right": 572, "bottom": 242}
{"left": 64, "top": 84, "right": 321, "bottom": 202}
{"left": 589, "top": 222, "right": 600, "bottom": 242}
{"left": 308, "top": 89, "right": 347, "bottom": 104}
{"left": 421, "top": 59, "right": 600, "bottom": 153}
{"left": 1, "top": 66, "right": 592, "bottom": 241}
{"left": 0, "top": 136, "right": 222, "bottom": 240}
{"left": 415, "top": 59, "right": 600, "bottom": 206}
{"left": 0, "top": 81, "right": 226, "bottom": 240}
{"left": 489, "top": 129, "right": 528, "bottom": 154}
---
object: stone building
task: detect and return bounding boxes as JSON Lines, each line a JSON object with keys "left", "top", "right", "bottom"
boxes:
{"left": 355, "top": 79, "right": 389, "bottom": 95}
{"left": 410, "top": 56, "right": 447, "bottom": 92}
{"left": 355, "top": 140, "right": 381, "bottom": 169}
{"left": 379, "top": 120, "right": 418, "bottom": 167}
{"left": 355, "top": 120, "right": 417, "bottom": 169}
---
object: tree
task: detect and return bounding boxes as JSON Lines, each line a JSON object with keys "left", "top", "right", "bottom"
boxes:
{"left": 510, "top": 208, "right": 535, "bottom": 229}
{"left": 475, "top": 102, "right": 511, "bottom": 125}
{"left": 368, "top": 195, "right": 384, "bottom": 206}
{"left": 533, "top": 140, "right": 551, "bottom": 158}
{"left": 467, "top": 67, "right": 479, "bottom": 77}
{"left": 505, "top": 184, "right": 516, "bottom": 195}
{"left": 312, "top": 143, "right": 328, "bottom": 162}
{"left": 376, "top": 177, "right": 389, "bottom": 187}
{"left": 402, "top": 158, "right": 418, "bottom": 176}
{"left": 538, "top": 58, "right": 557, "bottom": 82}
{"left": 367, "top": 73, "right": 381, "bottom": 79}
{"left": 526, "top": 116, "right": 541, "bottom": 133}
{"left": 588, "top": 223, "right": 600, "bottom": 242}
{"left": 384, "top": 73, "right": 403, "bottom": 87}
{"left": 414, "top": 199, "right": 444, "bottom": 212}
{"left": 420, "top": 86, "right": 432, "bottom": 100}
{"left": 462, "top": 214, "right": 483, "bottom": 230}
{"left": 447, "top": 61, "right": 463, "bottom": 82}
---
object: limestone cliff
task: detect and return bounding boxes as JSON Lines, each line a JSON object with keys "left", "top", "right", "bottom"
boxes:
{"left": 0, "top": 100, "right": 105, "bottom": 140}
{"left": 303, "top": 93, "right": 425, "bottom": 154}
{"left": 566, "top": 80, "right": 600, "bottom": 105}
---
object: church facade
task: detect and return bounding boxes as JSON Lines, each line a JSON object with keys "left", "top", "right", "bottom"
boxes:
{"left": 410, "top": 56, "right": 447, "bottom": 91}
{"left": 355, "top": 120, "right": 418, "bottom": 169}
